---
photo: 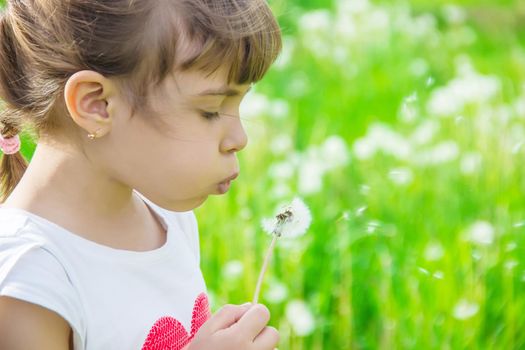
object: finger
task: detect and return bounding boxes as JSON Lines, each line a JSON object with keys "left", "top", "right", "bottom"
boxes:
{"left": 253, "top": 326, "right": 280, "bottom": 350}
{"left": 207, "top": 303, "right": 252, "bottom": 333}
{"left": 236, "top": 304, "right": 271, "bottom": 340}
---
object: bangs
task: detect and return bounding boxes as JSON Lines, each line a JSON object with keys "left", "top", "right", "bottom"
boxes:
{"left": 177, "top": 0, "right": 282, "bottom": 84}
{"left": 116, "top": 0, "right": 282, "bottom": 114}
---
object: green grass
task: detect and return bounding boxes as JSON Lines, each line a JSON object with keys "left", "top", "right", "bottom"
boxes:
{"left": 2, "top": 0, "right": 525, "bottom": 349}
{"left": 198, "top": 1, "right": 525, "bottom": 349}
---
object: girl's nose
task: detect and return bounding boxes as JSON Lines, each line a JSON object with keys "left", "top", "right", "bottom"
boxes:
{"left": 220, "top": 115, "right": 248, "bottom": 154}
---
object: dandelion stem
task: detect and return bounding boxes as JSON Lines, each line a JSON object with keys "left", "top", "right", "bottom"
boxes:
{"left": 253, "top": 235, "right": 278, "bottom": 304}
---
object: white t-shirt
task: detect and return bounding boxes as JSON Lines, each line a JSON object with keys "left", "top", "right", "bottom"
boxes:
{"left": 0, "top": 194, "right": 210, "bottom": 350}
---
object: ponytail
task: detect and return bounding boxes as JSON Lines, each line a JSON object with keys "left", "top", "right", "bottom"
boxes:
{"left": 0, "top": 133, "right": 27, "bottom": 203}
{"left": 0, "top": 12, "right": 28, "bottom": 203}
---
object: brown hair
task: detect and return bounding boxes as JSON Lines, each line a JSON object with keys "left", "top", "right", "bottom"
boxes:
{"left": 0, "top": 0, "right": 282, "bottom": 202}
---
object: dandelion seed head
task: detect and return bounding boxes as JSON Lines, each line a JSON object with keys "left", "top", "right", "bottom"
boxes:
{"left": 261, "top": 198, "right": 312, "bottom": 238}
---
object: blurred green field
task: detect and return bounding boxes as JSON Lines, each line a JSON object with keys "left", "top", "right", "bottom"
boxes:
{"left": 2, "top": 0, "right": 525, "bottom": 349}
{"left": 199, "top": 1, "right": 525, "bottom": 349}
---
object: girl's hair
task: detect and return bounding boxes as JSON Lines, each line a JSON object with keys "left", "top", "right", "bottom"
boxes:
{"left": 0, "top": 0, "right": 282, "bottom": 202}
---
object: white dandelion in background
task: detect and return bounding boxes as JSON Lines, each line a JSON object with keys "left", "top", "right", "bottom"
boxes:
{"left": 465, "top": 221, "right": 495, "bottom": 246}
{"left": 460, "top": 152, "right": 483, "bottom": 175}
{"left": 222, "top": 260, "right": 244, "bottom": 280}
{"left": 453, "top": 299, "right": 479, "bottom": 320}
{"left": 413, "top": 140, "right": 459, "bottom": 166}
{"left": 388, "top": 167, "right": 414, "bottom": 186}
{"left": 265, "top": 280, "right": 289, "bottom": 304}
{"left": 285, "top": 300, "right": 316, "bottom": 336}
{"left": 253, "top": 198, "right": 312, "bottom": 303}
{"left": 506, "top": 242, "right": 517, "bottom": 252}
{"left": 366, "top": 220, "right": 381, "bottom": 234}
{"left": 321, "top": 135, "right": 350, "bottom": 169}
{"left": 410, "top": 119, "right": 440, "bottom": 146}
{"left": 424, "top": 242, "right": 445, "bottom": 261}
{"left": 270, "top": 134, "right": 293, "bottom": 155}
{"left": 504, "top": 260, "right": 518, "bottom": 271}
{"left": 239, "top": 91, "right": 270, "bottom": 119}
{"left": 359, "top": 184, "right": 371, "bottom": 195}
{"left": 298, "top": 157, "right": 325, "bottom": 195}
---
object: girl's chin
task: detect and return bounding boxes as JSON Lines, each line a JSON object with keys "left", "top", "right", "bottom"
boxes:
{"left": 217, "top": 180, "right": 232, "bottom": 194}
{"left": 156, "top": 195, "right": 209, "bottom": 212}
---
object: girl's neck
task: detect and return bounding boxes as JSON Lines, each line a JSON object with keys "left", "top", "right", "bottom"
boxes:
{"left": 3, "top": 141, "right": 166, "bottom": 251}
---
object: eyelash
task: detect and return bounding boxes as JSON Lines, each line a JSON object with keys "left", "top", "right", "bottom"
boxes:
{"left": 200, "top": 111, "right": 221, "bottom": 120}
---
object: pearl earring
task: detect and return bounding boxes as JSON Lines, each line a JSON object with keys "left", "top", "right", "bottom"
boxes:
{"left": 87, "top": 128, "right": 102, "bottom": 140}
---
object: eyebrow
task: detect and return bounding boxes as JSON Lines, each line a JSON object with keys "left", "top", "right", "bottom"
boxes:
{"left": 196, "top": 85, "right": 252, "bottom": 97}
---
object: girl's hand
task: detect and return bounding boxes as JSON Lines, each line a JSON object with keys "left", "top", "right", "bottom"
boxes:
{"left": 188, "top": 303, "right": 280, "bottom": 350}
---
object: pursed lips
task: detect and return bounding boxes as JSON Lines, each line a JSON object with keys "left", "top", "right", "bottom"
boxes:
{"left": 220, "top": 172, "right": 239, "bottom": 184}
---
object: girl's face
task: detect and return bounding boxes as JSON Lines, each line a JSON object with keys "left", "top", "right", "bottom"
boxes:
{"left": 94, "top": 66, "right": 251, "bottom": 212}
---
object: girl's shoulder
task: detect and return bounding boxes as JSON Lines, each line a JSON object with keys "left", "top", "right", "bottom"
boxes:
{"left": 0, "top": 207, "right": 85, "bottom": 347}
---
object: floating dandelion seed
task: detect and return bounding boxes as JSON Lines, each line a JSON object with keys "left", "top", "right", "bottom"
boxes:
{"left": 513, "top": 221, "right": 525, "bottom": 228}
{"left": 418, "top": 267, "right": 430, "bottom": 275}
{"left": 356, "top": 205, "right": 368, "bottom": 216}
{"left": 254, "top": 198, "right": 312, "bottom": 303}
{"left": 433, "top": 271, "right": 444, "bottom": 280}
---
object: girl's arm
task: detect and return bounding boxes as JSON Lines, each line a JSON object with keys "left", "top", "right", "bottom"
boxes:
{"left": 0, "top": 296, "right": 71, "bottom": 350}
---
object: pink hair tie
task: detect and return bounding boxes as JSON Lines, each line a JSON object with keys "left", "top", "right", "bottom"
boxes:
{"left": 0, "top": 134, "right": 21, "bottom": 155}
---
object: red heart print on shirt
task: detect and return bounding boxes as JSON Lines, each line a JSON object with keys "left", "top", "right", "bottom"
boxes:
{"left": 142, "top": 292, "right": 211, "bottom": 350}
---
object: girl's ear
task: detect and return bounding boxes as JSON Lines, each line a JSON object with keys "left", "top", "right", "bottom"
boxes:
{"left": 64, "top": 70, "right": 117, "bottom": 139}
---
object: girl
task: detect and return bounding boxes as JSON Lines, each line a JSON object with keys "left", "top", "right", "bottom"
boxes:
{"left": 0, "top": 0, "right": 282, "bottom": 349}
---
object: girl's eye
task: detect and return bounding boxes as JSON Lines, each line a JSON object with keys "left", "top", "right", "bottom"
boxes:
{"left": 200, "top": 111, "right": 221, "bottom": 120}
